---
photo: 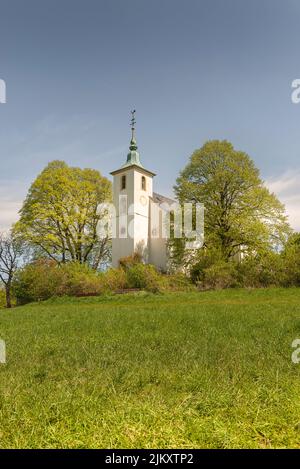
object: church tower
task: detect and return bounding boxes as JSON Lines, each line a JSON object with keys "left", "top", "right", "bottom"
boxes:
{"left": 111, "top": 111, "right": 156, "bottom": 267}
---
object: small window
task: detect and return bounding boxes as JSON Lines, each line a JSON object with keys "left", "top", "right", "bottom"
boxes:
{"left": 141, "top": 176, "right": 146, "bottom": 191}
{"left": 121, "top": 175, "right": 126, "bottom": 190}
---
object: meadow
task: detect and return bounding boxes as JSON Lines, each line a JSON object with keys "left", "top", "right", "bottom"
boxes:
{"left": 0, "top": 288, "right": 300, "bottom": 448}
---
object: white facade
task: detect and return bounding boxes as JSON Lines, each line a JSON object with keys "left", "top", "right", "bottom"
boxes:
{"left": 110, "top": 130, "right": 170, "bottom": 271}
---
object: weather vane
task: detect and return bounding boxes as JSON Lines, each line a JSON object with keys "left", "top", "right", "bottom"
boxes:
{"left": 131, "top": 109, "right": 136, "bottom": 127}
{"left": 131, "top": 109, "right": 136, "bottom": 139}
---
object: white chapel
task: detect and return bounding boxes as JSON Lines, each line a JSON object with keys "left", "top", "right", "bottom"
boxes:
{"left": 110, "top": 111, "right": 173, "bottom": 271}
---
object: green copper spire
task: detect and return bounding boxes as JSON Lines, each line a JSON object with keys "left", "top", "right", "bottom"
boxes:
{"left": 122, "top": 110, "right": 144, "bottom": 168}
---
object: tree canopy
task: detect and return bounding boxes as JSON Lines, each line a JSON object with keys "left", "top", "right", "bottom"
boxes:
{"left": 174, "top": 140, "right": 290, "bottom": 263}
{"left": 15, "top": 161, "right": 112, "bottom": 268}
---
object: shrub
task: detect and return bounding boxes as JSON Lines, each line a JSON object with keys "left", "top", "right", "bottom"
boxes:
{"left": 190, "top": 248, "right": 224, "bottom": 284}
{"left": 258, "top": 253, "right": 285, "bottom": 287}
{"left": 119, "top": 252, "right": 142, "bottom": 270}
{"left": 0, "top": 289, "right": 6, "bottom": 308}
{"left": 189, "top": 247, "right": 293, "bottom": 290}
{"left": 12, "top": 259, "right": 64, "bottom": 304}
{"left": 281, "top": 241, "right": 300, "bottom": 286}
{"left": 58, "top": 262, "right": 104, "bottom": 297}
{"left": 0, "top": 289, "right": 16, "bottom": 308}
{"left": 198, "top": 261, "right": 238, "bottom": 290}
{"left": 237, "top": 253, "right": 285, "bottom": 288}
{"left": 12, "top": 260, "right": 134, "bottom": 304}
{"left": 164, "top": 273, "right": 195, "bottom": 291}
{"left": 100, "top": 268, "right": 127, "bottom": 292}
{"left": 12, "top": 260, "right": 104, "bottom": 303}
{"left": 126, "top": 264, "right": 162, "bottom": 293}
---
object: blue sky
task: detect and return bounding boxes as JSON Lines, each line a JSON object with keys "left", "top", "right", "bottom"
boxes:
{"left": 1, "top": 0, "right": 300, "bottom": 229}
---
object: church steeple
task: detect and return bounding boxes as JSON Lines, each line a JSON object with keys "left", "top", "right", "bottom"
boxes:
{"left": 110, "top": 110, "right": 155, "bottom": 177}
{"left": 122, "top": 110, "right": 143, "bottom": 168}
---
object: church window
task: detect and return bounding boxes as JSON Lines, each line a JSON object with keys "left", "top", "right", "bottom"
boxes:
{"left": 141, "top": 176, "right": 146, "bottom": 191}
{"left": 121, "top": 175, "right": 126, "bottom": 190}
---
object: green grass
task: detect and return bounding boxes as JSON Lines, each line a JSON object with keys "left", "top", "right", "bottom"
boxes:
{"left": 0, "top": 288, "right": 300, "bottom": 448}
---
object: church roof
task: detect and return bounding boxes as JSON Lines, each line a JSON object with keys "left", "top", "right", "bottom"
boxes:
{"left": 151, "top": 192, "right": 176, "bottom": 210}
{"left": 110, "top": 164, "right": 156, "bottom": 177}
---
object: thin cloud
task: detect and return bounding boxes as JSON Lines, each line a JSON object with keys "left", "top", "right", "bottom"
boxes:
{"left": 0, "top": 180, "right": 27, "bottom": 231}
{"left": 266, "top": 170, "right": 300, "bottom": 231}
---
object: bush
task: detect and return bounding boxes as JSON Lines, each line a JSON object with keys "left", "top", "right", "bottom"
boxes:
{"left": 119, "top": 252, "right": 142, "bottom": 270}
{"left": 281, "top": 241, "right": 300, "bottom": 286}
{"left": 236, "top": 253, "right": 285, "bottom": 288}
{"left": 58, "top": 262, "right": 104, "bottom": 297}
{"left": 13, "top": 260, "right": 106, "bottom": 303}
{"left": 19, "top": 247, "right": 300, "bottom": 303}
{"left": 198, "top": 261, "right": 238, "bottom": 290}
{"left": 0, "top": 289, "right": 17, "bottom": 308}
{"left": 126, "top": 264, "right": 162, "bottom": 293}
{"left": 13, "top": 259, "right": 64, "bottom": 304}
{"left": 189, "top": 247, "right": 294, "bottom": 290}
{"left": 164, "top": 273, "right": 195, "bottom": 291}
{"left": 0, "top": 289, "right": 6, "bottom": 308}
{"left": 100, "top": 268, "right": 127, "bottom": 292}
{"left": 190, "top": 248, "right": 224, "bottom": 284}
{"left": 13, "top": 260, "right": 133, "bottom": 304}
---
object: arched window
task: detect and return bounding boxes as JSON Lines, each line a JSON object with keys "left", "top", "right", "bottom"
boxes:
{"left": 121, "top": 175, "right": 126, "bottom": 190}
{"left": 141, "top": 176, "right": 146, "bottom": 191}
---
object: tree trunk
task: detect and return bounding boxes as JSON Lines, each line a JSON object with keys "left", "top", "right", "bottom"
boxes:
{"left": 5, "top": 285, "right": 12, "bottom": 309}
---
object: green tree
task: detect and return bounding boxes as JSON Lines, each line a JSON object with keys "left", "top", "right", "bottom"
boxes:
{"left": 281, "top": 232, "right": 300, "bottom": 286}
{"left": 15, "top": 161, "right": 112, "bottom": 268}
{"left": 0, "top": 231, "right": 24, "bottom": 308}
{"left": 174, "top": 140, "right": 290, "bottom": 263}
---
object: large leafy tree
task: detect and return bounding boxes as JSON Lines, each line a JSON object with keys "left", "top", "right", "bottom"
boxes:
{"left": 15, "top": 161, "right": 112, "bottom": 268}
{"left": 173, "top": 140, "right": 290, "bottom": 264}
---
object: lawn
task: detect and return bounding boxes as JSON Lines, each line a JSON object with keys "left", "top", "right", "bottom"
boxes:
{"left": 0, "top": 288, "right": 300, "bottom": 448}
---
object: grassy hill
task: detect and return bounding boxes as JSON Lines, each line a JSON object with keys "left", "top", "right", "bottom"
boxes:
{"left": 0, "top": 288, "right": 300, "bottom": 448}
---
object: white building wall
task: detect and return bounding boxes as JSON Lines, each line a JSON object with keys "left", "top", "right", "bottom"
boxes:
{"left": 148, "top": 200, "right": 168, "bottom": 271}
{"left": 111, "top": 166, "right": 153, "bottom": 267}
